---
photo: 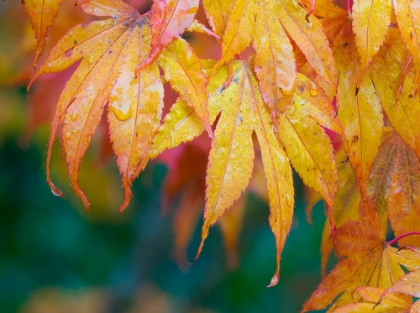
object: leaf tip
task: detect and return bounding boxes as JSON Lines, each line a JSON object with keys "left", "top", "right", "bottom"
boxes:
{"left": 119, "top": 184, "right": 133, "bottom": 213}
{"left": 194, "top": 240, "right": 204, "bottom": 262}
{"left": 81, "top": 196, "right": 90, "bottom": 212}
{"left": 70, "top": 177, "right": 90, "bottom": 211}
{"left": 206, "top": 123, "right": 214, "bottom": 139}
{"left": 194, "top": 224, "right": 211, "bottom": 261}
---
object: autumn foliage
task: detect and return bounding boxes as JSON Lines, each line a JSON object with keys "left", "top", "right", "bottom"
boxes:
{"left": 20, "top": 0, "right": 420, "bottom": 310}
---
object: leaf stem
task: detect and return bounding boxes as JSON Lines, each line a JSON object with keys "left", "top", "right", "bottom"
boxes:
{"left": 387, "top": 232, "right": 420, "bottom": 246}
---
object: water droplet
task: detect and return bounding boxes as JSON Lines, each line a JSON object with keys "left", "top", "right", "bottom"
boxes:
{"left": 352, "top": 135, "right": 359, "bottom": 143}
{"left": 64, "top": 132, "right": 71, "bottom": 140}
{"left": 281, "top": 88, "right": 293, "bottom": 96}
{"left": 70, "top": 112, "right": 77, "bottom": 121}
{"left": 51, "top": 187, "right": 61, "bottom": 197}
{"left": 110, "top": 105, "right": 133, "bottom": 121}
{"left": 310, "top": 82, "right": 318, "bottom": 96}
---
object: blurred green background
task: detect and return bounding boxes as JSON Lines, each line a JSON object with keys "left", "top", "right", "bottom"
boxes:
{"left": 0, "top": 1, "right": 332, "bottom": 312}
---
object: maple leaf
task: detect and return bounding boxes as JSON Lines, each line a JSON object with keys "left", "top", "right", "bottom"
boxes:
{"left": 23, "top": 0, "right": 61, "bottom": 63}
{"left": 371, "top": 29, "right": 420, "bottom": 161}
{"left": 153, "top": 60, "right": 293, "bottom": 285}
{"left": 321, "top": 129, "right": 420, "bottom": 277}
{"left": 206, "top": 0, "right": 336, "bottom": 112}
{"left": 152, "top": 60, "right": 295, "bottom": 285}
{"left": 198, "top": 60, "right": 294, "bottom": 287}
{"left": 29, "top": 0, "right": 209, "bottom": 211}
{"left": 351, "top": 0, "right": 392, "bottom": 85}
{"left": 367, "top": 130, "right": 420, "bottom": 247}
{"left": 278, "top": 74, "right": 339, "bottom": 215}
{"left": 302, "top": 201, "right": 420, "bottom": 312}
{"left": 323, "top": 12, "right": 383, "bottom": 195}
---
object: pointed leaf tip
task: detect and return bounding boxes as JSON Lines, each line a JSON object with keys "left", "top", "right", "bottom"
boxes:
{"left": 194, "top": 239, "right": 205, "bottom": 262}
{"left": 119, "top": 186, "right": 132, "bottom": 213}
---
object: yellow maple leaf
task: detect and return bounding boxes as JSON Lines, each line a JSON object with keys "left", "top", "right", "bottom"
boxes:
{"left": 325, "top": 13, "right": 383, "bottom": 195}
{"left": 371, "top": 29, "right": 420, "bottom": 160}
{"left": 209, "top": 0, "right": 336, "bottom": 112}
{"left": 279, "top": 74, "right": 339, "bottom": 215}
{"left": 332, "top": 286, "right": 412, "bottom": 312}
{"left": 194, "top": 60, "right": 295, "bottom": 287}
{"left": 351, "top": 0, "right": 392, "bottom": 85}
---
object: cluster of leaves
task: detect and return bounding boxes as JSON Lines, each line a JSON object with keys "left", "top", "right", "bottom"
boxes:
{"left": 22, "top": 0, "right": 420, "bottom": 310}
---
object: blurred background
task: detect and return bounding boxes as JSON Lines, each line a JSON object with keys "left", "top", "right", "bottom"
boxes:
{"left": 0, "top": 1, "right": 332, "bottom": 312}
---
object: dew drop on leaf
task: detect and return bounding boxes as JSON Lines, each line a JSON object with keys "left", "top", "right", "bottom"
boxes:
{"left": 64, "top": 132, "right": 71, "bottom": 140}
{"left": 70, "top": 112, "right": 77, "bottom": 121}
{"left": 51, "top": 188, "right": 62, "bottom": 197}
{"left": 310, "top": 82, "right": 318, "bottom": 96}
{"left": 110, "top": 105, "right": 133, "bottom": 121}
{"left": 281, "top": 88, "right": 294, "bottom": 96}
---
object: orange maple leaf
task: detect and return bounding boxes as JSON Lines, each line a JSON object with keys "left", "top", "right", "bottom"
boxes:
{"left": 23, "top": 0, "right": 61, "bottom": 63}
{"left": 29, "top": 0, "right": 210, "bottom": 212}
{"left": 367, "top": 131, "right": 420, "bottom": 247}
{"left": 303, "top": 201, "right": 420, "bottom": 312}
